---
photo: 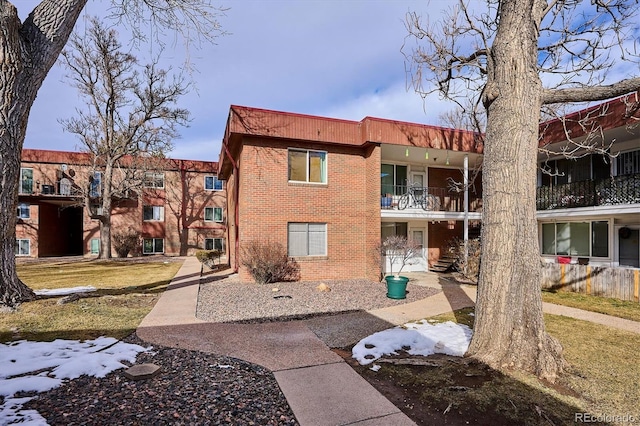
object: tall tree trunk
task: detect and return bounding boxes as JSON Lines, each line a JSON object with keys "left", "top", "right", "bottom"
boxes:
{"left": 99, "top": 164, "right": 114, "bottom": 259}
{"left": 466, "top": 0, "right": 565, "bottom": 381}
{"left": 0, "top": 1, "right": 85, "bottom": 307}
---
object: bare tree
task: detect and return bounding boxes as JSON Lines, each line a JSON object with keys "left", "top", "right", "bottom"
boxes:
{"left": 404, "top": 0, "right": 640, "bottom": 381}
{"left": 0, "top": 0, "right": 223, "bottom": 308}
{"left": 60, "top": 18, "right": 189, "bottom": 259}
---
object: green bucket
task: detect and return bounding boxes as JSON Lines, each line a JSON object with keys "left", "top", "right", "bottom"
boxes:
{"left": 385, "top": 276, "right": 409, "bottom": 299}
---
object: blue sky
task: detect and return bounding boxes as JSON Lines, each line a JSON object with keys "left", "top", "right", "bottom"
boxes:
{"left": 19, "top": 0, "right": 449, "bottom": 162}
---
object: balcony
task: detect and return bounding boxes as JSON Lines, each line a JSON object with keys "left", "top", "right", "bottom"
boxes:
{"left": 536, "top": 173, "right": 640, "bottom": 210}
{"left": 381, "top": 185, "right": 480, "bottom": 213}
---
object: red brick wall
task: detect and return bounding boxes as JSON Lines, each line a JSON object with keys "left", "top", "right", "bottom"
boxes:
{"left": 428, "top": 168, "right": 482, "bottom": 212}
{"left": 235, "top": 138, "right": 381, "bottom": 282}
{"left": 427, "top": 221, "right": 463, "bottom": 266}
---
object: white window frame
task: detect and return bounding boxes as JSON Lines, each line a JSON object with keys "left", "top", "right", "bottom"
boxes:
{"left": 288, "top": 222, "right": 327, "bottom": 257}
{"left": 205, "top": 238, "right": 225, "bottom": 251}
{"left": 20, "top": 168, "right": 34, "bottom": 195}
{"left": 15, "top": 239, "right": 30, "bottom": 256}
{"left": 204, "top": 207, "right": 223, "bottom": 222}
{"left": 17, "top": 203, "right": 30, "bottom": 219}
{"left": 541, "top": 220, "right": 610, "bottom": 258}
{"left": 90, "top": 238, "right": 100, "bottom": 255}
{"left": 144, "top": 172, "right": 165, "bottom": 189}
{"left": 143, "top": 205, "right": 165, "bottom": 221}
{"left": 90, "top": 171, "right": 102, "bottom": 198}
{"left": 143, "top": 238, "right": 164, "bottom": 254}
{"left": 288, "top": 149, "right": 327, "bottom": 184}
{"left": 204, "top": 175, "right": 224, "bottom": 191}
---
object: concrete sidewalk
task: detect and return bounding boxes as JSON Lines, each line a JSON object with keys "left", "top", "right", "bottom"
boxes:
{"left": 137, "top": 257, "right": 639, "bottom": 426}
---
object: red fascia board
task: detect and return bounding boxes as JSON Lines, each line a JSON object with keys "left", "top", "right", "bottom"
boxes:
{"left": 539, "top": 91, "right": 640, "bottom": 147}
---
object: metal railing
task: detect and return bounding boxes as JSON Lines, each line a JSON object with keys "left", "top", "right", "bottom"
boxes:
{"left": 536, "top": 173, "right": 640, "bottom": 210}
{"left": 381, "top": 185, "right": 471, "bottom": 212}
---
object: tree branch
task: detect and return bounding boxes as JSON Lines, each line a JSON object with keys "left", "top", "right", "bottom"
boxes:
{"left": 542, "top": 78, "right": 640, "bottom": 105}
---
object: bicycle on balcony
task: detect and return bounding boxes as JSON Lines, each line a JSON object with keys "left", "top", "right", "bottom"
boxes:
{"left": 397, "top": 181, "right": 441, "bottom": 211}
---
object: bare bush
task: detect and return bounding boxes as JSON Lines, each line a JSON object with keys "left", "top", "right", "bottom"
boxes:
{"left": 113, "top": 231, "right": 140, "bottom": 258}
{"left": 195, "top": 249, "right": 223, "bottom": 269}
{"left": 447, "top": 237, "right": 481, "bottom": 283}
{"left": 241, "top": 240, "right": 300, "bottom": 284}
{"left": 379, "top": 236, "right": 422, "bottom": 277}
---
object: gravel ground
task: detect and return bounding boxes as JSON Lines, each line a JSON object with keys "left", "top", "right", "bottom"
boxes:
{"left": 196, "top": 276, "right": 440, "bottom": 323}
{"left": 22, "top": 275, "right": 439, "bottom": 425}
{"left": 23, "top": 334, "right": 297, "bottom": 426}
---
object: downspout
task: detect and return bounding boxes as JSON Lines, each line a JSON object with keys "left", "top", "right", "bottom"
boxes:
{"left": 222, "top": 111, "right": 240, "bottom": 272}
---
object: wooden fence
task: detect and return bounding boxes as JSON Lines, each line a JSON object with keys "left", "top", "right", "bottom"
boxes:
{"left": 541, "top": 263, "right": 640, "bottom": 302}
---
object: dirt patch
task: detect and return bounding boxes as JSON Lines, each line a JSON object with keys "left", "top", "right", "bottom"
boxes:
{"left": 334, "top": 350, "right": 586, "bottom": 425}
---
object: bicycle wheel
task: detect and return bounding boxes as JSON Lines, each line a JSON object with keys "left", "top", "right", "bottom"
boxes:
{"left": 397, "top": 194, "right": 410, "bottom": 210}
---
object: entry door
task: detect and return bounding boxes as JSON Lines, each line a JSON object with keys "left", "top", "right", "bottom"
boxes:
{"left": 411, "top": 172, "right": 425, "bottom": 188}
{"left": 619, "top": 228, "right": 640, "bottom": 268}
{"left": 407, "top": 229, "right": 427, "bottom": 272}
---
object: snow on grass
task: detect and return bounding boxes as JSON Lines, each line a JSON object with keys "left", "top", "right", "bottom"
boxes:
{"left": 0, "top": 337, "right": 149, "bottom": 425}
{"left": 34, "top": 286, "right": 97, "bottom": 296}
{"left": 352, "top": 320, "right": 473, "bottom": 365}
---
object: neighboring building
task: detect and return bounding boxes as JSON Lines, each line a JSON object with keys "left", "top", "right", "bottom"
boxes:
{"left": 218, "top": 106, "right": 484, "bottom": 282}
{"left": 16, "top": 149, "right": 226, "bottom": 258}
{"left": 537, "top": 94, "right": 640, "bottom": 268}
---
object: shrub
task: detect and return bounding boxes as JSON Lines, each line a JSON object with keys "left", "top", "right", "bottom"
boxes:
{"left": 195, "top": 249, "right": 223, "bottom": 269}
{"left": 447, "top": 237, "right": 481, "bottom": 282}
{"left": 378, "top": 235, "right": 421, "bottom": 277}
{"left": 240, "top": 240, "right": 300, "bottom": 284}
{"left": 112, "top": 231, "right": 140, "bottom": 258}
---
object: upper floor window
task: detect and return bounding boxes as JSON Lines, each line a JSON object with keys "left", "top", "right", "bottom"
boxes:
{"left": 17, "top": 203, "right": 30, "bottom": 219}
{"left": 90, "top": 171, "right": 102, "bottom": 198}
{"left": 288, "top": 149, "right": 327, "bottom": 183}
{"left": 144, "top": 172, "right": 165, "bottom": 189}
{"left": 288, "top": 222, "right": 327, "bottom": 256}
{"left": 616, "top": 149, "right": 640, "bottom": 176}
{"left": 20, "top": 168, "right": 33, "bottom": 194}
{"left": 204, "top": 207, "right": 223, "bottom": 222}
{"left": 204, "top": 175, "right": 224, "bottom": 191}
{"left": 381, "top": 164, "right": 407, "bottom": 196}
{"left": 143, "top": 205, "right": 164, "bottom": 221}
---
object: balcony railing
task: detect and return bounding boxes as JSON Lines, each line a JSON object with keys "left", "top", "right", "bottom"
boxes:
{"left": 381, "top": 185, "right": 479, "bottom": 212}
{"left": 536, "top": 173, "right": 640, "bottom": 210}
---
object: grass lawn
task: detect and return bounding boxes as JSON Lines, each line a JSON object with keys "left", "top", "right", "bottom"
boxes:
{"left": 542, "top": 289, "right": 640, "bottom": 322}
{"left": 353, "top": 307, "right": 640, "bottom": 424}
{"left": 0, "top": 259, "right": 183, "bottom": 343}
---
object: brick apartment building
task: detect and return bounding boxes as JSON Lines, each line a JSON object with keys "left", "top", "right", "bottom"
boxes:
{"left": 16, "top": 149, "right": 226, "bottom": 258}
{"left": 218, "top": 105, "right": 484, "bottom": 281}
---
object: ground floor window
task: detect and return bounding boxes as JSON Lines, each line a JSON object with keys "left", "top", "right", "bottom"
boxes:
{"left": 542, "top": 220, "right": 609, "bottom": 257}
{"left": 288, "top": 223, "right": 326, "bottom": 256}
{"left": 204, "top": 238, "right": 225, "bottom": 251}
{"left": 15, "top": 239, "right": 30, "bottom": 256}
{"left": 143, "top": 238, "right": 164, "bottom": 254}
{"left": 381, "top": 222, "right": 408, "bottom": 241}
{"left": 90, "top": 238, "right": 100, "bottom": 254}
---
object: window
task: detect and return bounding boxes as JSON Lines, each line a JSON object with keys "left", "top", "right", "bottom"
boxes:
{"left": 144, "top": 172, "right": 165, "bottom": 189}
{"left": 381, "top": 222, "right": 408, "bottom": 241}
{"left": 204, "top": 175, "right": 224, "bottom": 191}
{"left": 90, "top": 238, "right": 100, "bottom": 255}
{"left": 288, "top": 149, "right": 327, "bottom": 183}
{"left": 288, "top": 223, "right": 327, "bottom": 256}
{"left": 381, "top": 164, "right": 407, "bottom": 196}
{"left": 90, "top": 204, "right": 104, "bottom": 216}
{"left": 90, "top": 171, "right": 102, "bottom": 197}
{"left": 616, "top": 149, "right": 640, "bottom": 176}
{"left": 143, "top": 238, "right": 164, "bottom": 254}
{"left": 15, "top": 239, "right": 30, "bottom": 256}
{"left": 205, "top": 238, "right": 225, "bottom": 251}
{"left": 204, "top": 207, "right": 223, "bottom": 222}
{"left": 143, "top": 205, "right": 164, "bottom": 221}
{"left": 17, "top": 203, "right": 30, "bottom": 219}
{"left": 542, "top": 221, "right": 609, "bottom": 258}
{"left": 20, "top": 168, "right": 33, "bottom": 194}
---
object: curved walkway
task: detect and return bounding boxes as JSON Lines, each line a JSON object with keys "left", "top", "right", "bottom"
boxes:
{"left": 137, "top": 257, "right": 639, "bottom": 426}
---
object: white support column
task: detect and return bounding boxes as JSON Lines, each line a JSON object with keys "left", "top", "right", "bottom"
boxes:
{"left": 463, "top": 154, "right": 469, "bottom": 272}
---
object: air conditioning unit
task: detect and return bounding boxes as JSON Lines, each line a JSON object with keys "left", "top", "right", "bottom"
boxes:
{"left": 41, "top": 185, "right": 55, "bottom": 195}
